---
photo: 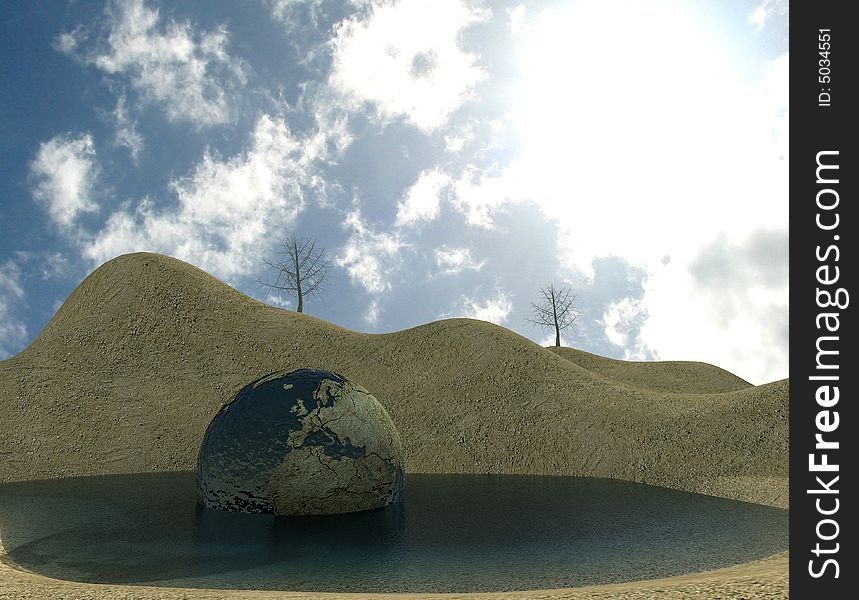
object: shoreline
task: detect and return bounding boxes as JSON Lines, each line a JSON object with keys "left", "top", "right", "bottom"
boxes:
{"left": 0, "top": 536, "right": 788, "bottom": 600}
{"left": 0, "top": 522, "right": 788, "bottom": 600}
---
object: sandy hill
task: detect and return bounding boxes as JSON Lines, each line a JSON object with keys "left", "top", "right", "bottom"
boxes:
{"left": 0, "top": 252, "right": 788, "bottom": 508}
{"left": 547, "top": 347, "right": 752, "bottom": 394}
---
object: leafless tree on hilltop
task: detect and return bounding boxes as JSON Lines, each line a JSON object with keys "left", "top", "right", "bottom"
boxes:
{"left": 526, "top": 283, "right": 580, "bottom": 347}
{"left": 259, "top": 233, "right": 329, "bottom": 313}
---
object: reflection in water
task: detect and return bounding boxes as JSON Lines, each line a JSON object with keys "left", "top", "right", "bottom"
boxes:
{"left": 0, "top": 472, "right": 787, "bottom": 592}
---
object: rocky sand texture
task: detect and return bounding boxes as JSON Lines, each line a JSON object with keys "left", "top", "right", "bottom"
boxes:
{"left": 0, "top": 252, "right": 789, "bottom": 598}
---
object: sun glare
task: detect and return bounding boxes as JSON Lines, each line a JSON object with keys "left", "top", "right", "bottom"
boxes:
{"left": 511, "top": 0, "right": 761, "bottom": 269}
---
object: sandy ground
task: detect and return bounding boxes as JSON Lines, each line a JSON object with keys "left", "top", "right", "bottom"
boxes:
{"left": 0, "top": 253, "right": 789, "bottom": 598}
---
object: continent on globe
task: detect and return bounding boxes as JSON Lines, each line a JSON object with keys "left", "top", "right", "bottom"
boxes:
{"left": 196, "top": 369, "right": 404, "bottom": 515}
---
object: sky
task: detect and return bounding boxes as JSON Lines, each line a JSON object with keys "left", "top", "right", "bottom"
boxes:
{"left": 0, "top": 0, "right": 788, "bottom": 384}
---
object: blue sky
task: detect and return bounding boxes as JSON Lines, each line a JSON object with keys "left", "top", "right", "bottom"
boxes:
{"left": 1, "top": 0, "right": 788, "bottom": 383}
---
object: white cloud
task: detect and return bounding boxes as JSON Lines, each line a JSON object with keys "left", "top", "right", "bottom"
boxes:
{"left": 602, "top": 297, "right": 652, "bottom": 360}
{"left": 42, "top": 253, "right": 72, "bottom": 279}
{"left": 261, "top": 292, "right": 293, "bottom": 309}
{"left": 454, "top": 290, "right": 513, "bottom": 325}
{"left": 364, "top": 298, "right": 381, "bottom": 325}
{"left": 451, "top": 166, "right": 523, "bottom": 228}
{"left": 0, "top": 260, "right": 27, "bottom": 359}
{"left": 638, "top": 266, "right": 786, "bottom": 384}
{"left": 328, "top": 0, "right": 488, "bottom": 133}
{"left": 434, "top": 246, "right": 485, "bottom": 275}
{"left": 443, "top": 115, "right": 507, "bottom": 157}
{"left": 269, "top": 0, "right": 374, "bottom": 29}
{"left": 269, "top": 0, "right": 373, "bottom": 20}
{"left": 62, "top": 0, "right": 246, "bottom": 127}
{"left": 396, "top": 168, "right": 450, "bottom": 226}
{"left": 537, "top": 332, "right": 576, "bottom": 348}
{"left": 284, "top": 88, "right": 355, "bottom": 210}
{"left": 443, "top": 133, "right": 468, "bottom": 154}
{"left": 55, "top": 26, "right": 85, "bottom": 54}
{"left": 748, "top": 4, "right": 768, "bottom": 32}
{"left": 762, "top": 52, "right": 789, "bottom": 161}
{"left": 509, "top": 4, "right": 527, "bottom": 38}
{"left": 112, "top": 95, "right": 144, "bottom": 159}
{"left": 635, "top": 228, "right": 788, "bottom": 384}
{"left": 748, "top": 0, "right": 787, "bottom": 33}
{"left": 336, "top": 209, "right": 405, "bottom": 294}
{"left": 13, "top": 251, "right": 72, "bottom": 281}
{"left": 303, "top": 96, "right": 355, "bottom": 169}
{"left": 84, "top": 114, "right": 314, "bottom": 280}
{"left": 30, "top": 133, "right": 100, "bottom": 230}
{"left": 269, "top": 0, "right": 314, "bottom": 21}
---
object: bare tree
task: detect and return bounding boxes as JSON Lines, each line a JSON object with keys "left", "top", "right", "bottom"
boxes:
{"left": 259, "top": 233, "right": 329, "bottom": 313}
{"left": 526, "top": 283, "right": 580, "bottom": 347}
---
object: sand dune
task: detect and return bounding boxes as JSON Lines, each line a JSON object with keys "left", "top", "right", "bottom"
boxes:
{"left": 0, "top": 252, "right": 787, "bottom": 508}
{"left": 548, "top": 346, "right": 752, "bottom": 394}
